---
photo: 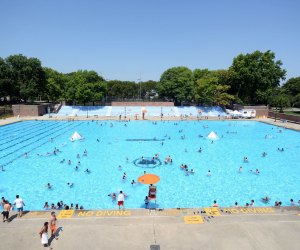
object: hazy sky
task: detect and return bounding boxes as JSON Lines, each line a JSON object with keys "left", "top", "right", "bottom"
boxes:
{"left": 1, "top": 0, "right": 299, "bottom": 81}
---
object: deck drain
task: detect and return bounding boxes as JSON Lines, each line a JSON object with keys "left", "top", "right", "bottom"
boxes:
{"left": 150, "top": 245, "right": 160, "bottom": 250}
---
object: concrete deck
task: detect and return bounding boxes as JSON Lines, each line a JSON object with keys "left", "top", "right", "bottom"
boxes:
{"left": 1, "top": 116, "right": 300, "bottom": 131}
{"left": 0, "top": 207, "right": 300, "bottom": 250}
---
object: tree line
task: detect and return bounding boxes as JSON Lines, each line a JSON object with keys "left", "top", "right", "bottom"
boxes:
{"left": 0, "top": 51, "right": 299, "bottom": 108}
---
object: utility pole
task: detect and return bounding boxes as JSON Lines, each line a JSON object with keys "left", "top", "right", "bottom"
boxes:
{"left": 137, "top": 72, "right": 142, "bottom": 100}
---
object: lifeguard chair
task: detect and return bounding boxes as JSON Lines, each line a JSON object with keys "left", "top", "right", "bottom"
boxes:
{"left": 148, "top": 185, "right": 157, "bottom": 207}
{"left": 138, "top": 174, "right": 160, "bottom": 209}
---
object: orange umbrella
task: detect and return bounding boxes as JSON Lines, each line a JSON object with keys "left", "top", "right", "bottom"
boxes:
{"left": 138, "top": 174, "right": 160, "bottom": 184}
{"left": 141, "top": 107, "right": 148, "bottom": 113}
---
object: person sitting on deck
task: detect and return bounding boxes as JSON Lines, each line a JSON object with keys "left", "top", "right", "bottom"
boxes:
{"left": 148, "top": 184, "right": 157, "bottom": 199}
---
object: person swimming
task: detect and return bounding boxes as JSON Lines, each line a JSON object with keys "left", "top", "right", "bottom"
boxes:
{"left": 60, "top": 159, "right": 65, "bottom": 163}
{"left": 67, "top": 182, "right": 74, "bottom": 188}
{"left": 185, "top": 169, "right": 189, "bottom": 176}
{"left": 207, "top": 170, "right": 211, "bottom": 177}
{"left": 261, "top": 196, "right": 270, "bottom": 203}
{"left": 46, "top": 183, "right": 52, "bottom": 189}
{"left": 239, "top": 166, "right": 243, "bottom": 173}
{"left": 243, "top": 157, "right": 249, "bottom": 163}
{"left": 68, "top": 160, "right": 71, "bottom": 165}
{"left": 108, "top": 193, "right": 116, "bottom": 201}
{"left": 75, "top": 166, "right": 79, "bottom": 171}
{"left": 85, "top": 169, "right": 91, "bottom": 173}
{"left": 262, "top": 152, "right": 267, "bottom": 157}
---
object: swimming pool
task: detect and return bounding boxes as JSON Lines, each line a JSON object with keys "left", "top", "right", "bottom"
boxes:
{"left": 0, "top": 120, "right": 299, "bottom": 210}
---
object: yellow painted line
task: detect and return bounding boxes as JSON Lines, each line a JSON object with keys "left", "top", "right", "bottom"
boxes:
{"left": 76, "top": 210, "right": 132, "bottom": 217}
{"left": 57, "top": 210, "right": 74, "bottom": 219}
{"left": 184, "top": 215, "right": 203, "bottom": 224}
{"left": 204, "top": 207, "right": 221, "bottom": 216}
{"left": 221, "top": 207, "right": 275, "bottom": 214}
{"left": 25, "top": 211, "right": 50, "bottom": 219}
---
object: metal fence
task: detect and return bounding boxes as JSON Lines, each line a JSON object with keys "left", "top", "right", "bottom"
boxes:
{"left": 0, "top": 106, "right": 13, "bottom": 117}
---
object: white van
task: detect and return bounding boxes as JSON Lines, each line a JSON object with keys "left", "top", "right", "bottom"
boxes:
{"left": 241, "top": 109, "right": 256, "bottom": 119}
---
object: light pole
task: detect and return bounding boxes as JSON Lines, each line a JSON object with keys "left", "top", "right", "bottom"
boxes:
{"left": 137, "top": 78, "right": 141, "bottom": 100}
{"left": 105, "top": 79, "right": 109, "bottom": 104}
{"left": 137, "top": 72, "right": 142, "bottom": 100}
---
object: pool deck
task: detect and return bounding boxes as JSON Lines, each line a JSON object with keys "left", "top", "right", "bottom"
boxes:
{"left": 1, "top": 116, "right": 300, "bottom": 131}
{"left": 0, "top": 206, "right": 300, "bottom": 250}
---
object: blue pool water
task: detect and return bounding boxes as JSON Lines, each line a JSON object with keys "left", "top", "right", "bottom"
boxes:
{"left": 0, "top": 120, "right": 299, "bottom": 210}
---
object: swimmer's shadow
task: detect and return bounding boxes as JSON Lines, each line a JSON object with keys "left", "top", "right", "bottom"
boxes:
{"left": 8, "top": 211, "right": 30, "bottom": 222}
{"left": 48, "top": 227, "right": 63, "bottom": 246}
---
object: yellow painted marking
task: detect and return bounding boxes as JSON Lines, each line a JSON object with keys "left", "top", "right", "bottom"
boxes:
{"left": 57, "top": 210, "right": 74, "bottom": 219}
{"left": 77, "top": 210, "right": 131, "bottom": 217}
{"left": 158, "top": 210, "right": 181, "bottom": 216}
{"left": 184, "top": 215, "right": 203, "bottom": 224}
{"left": 222, "top": 207, "right": 275, "bottom": 214}
{"left": 204, "top": 207, "right": 221, "bottom": 216}
{"left": 26, "top": 211, "right": 50, "bottom": 218}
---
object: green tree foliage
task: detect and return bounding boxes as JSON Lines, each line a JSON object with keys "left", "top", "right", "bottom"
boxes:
{"left": 193, "top": 68, "right": 210, "bottom": 82}
{"left": 268, "top": 88, "right": 290, "bottom": 112}
{"left": 64, "top": 70, "right": 106, "bottom": 104}
{"left": 282, "top": 77, "right": 300, "bottom": 107}
{"left": 159, "top": 66, "right": 194, "bottom": 105}
{"left": 141, "top": 80, "right": 159, "bottom": 100}
{"left": 107, "top": 80, "right": 138, "bottom": 100}
{"left": 43, "top": 68, "right": 66, "bottom": 102}
{"left": 5, "top": 54, "right": 46, "bottom": 102}
{"left": 229, "top": 50, "right": 286, "bottom": 104}
{"left": 1, "top": 52, "right": 294, "bottom": 107}
{"left": 194, "top": 75, "right": 234, "bottom": 106}
{"left": 0, "top": 57, "right": 14, "bottom": 101}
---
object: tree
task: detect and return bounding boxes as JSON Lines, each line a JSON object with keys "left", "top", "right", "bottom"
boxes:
{"left": 64, "top": 70, "right": 106, "bottom": 104}
{"left": 107, "top": 80, "right": 138, "bottom": 100}
{"left": 268, "top": 88, "right": 290, "bottom": 113}
{"left": 0, "top": 57, "right": 14, "bottom": 102}
{"left": 195, "top": 76, "right": 234, "bottom": 106}
{"left": 5, "top": 54, "right": 46, "bottom": 102}
{"left": 193, "top": 69, "right": 210, "bottom": 82}
{"left": 43, "top": 68, "right": 66, "bottom": 102}
{"left": 228, "top": 50, "right": 286, "bottom": 104}
{"left": 282, "top": 77, "right": 300, "bottom": 107}
{"left": 159, "top": 66, "right": 194, "bottom": 105}
{"left": 140, "top": 80, "right": 159, "bottom": 100}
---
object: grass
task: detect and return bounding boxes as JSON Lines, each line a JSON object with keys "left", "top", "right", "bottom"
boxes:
{"left": 283, "top": 111, "right": 300, "bottom": 117}
{"left": 0, "top": 114, "right": 13, "bottom": 119}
